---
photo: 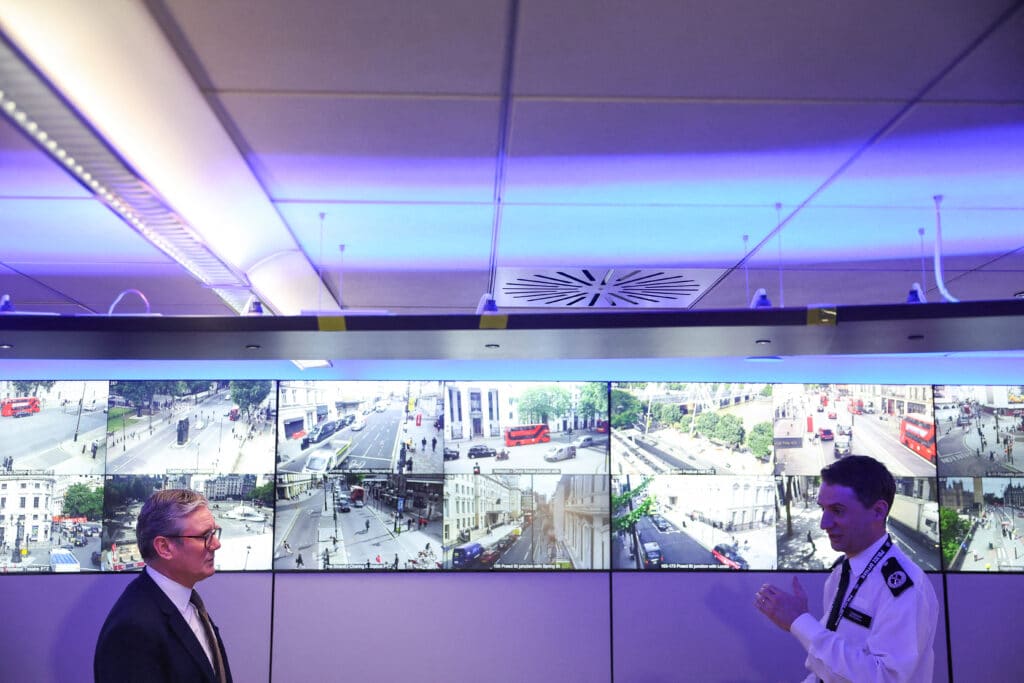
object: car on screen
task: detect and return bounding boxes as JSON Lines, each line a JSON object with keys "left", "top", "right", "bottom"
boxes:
{"left": 573, "top": 435, "right": 597, "bottom": 449}
{"left": 443, "top": 447, "right": 460, "bottom": 461}
{"left": 336, "top": 498, "right": 351, "bottom": 512}
{"left": 302, "top": 420, "right": 338, "bottom": 447}
{"left": 650, "top": 514, "right": 671, "bottom": 531}
{"left": 467, "top": 445, "right": 496, "bottom": 459}
{"left": 542, "top": 445, "right": 576, "bottom": 462}
{"left": 817, "top": 428, "right": 834, "bottom": 440}
{"left": 351, "top": 418, "right": 367, "bottom": 431}
{"left": 479, "top": 548, "right": 501, "bottom": 567}
{"left": 642, "top": 542, "right": 663, "bottom": 569}
{"left": 712, "top": 544, "right": 749, "bottom": 570}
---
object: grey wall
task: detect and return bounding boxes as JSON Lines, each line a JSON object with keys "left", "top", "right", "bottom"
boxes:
{"left": 2, "top": 569, "right": 1012, "bottom": 682}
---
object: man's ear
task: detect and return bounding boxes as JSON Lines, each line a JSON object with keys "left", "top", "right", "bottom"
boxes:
{"left": 152, "top": 536, "right": 176, "bottom": 560}
{"left": 872, "top": 499, "right": 890, "bottom": 522}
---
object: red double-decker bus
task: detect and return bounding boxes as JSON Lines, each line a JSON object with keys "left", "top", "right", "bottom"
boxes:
{"left": 899, "top": 413, "right": 936, "bottom": 462}
{"left": 595, "top": 419, "right": 609, "bottom": 434}
{"left": 1, "top": 396, "right": 41, "bottom": 417}
{"left": 504, "top": 424, "right": 551, "bottom": 446}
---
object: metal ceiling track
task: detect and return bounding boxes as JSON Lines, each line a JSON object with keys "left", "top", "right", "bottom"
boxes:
{"left": 0, "top": 300, "right": 1022, "bottom": 362}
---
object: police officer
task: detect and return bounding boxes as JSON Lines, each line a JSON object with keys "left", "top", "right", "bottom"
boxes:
{"left": 755, "top": 456, "right": 938, "bottom": 682}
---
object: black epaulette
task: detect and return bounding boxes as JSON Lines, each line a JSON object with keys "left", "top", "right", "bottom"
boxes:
{"left": 881, "top": 556, "right": 914, "bottom": 597}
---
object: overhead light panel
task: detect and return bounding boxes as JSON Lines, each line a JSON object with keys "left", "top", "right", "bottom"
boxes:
{"left": 0, "top": 4, "right": 339, "bottom": 316}
{"left": 291, "top": 360, "right": 334, "bottom": 371}
{"left": 0, "top": 31, "right": 249, "bottom": 311}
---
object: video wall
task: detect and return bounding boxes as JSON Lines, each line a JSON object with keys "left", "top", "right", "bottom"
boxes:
{"left": 1, "top": 379, "right": 1020, "bottom": 574}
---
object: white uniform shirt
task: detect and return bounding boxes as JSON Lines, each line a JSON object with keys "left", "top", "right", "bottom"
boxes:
{"left": 790, "top": 534, "right": 939, "bottom": 683}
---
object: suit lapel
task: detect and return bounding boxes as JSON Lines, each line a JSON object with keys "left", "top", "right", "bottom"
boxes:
{"left": 139, "top": 571, "right": 217, "bottom": 682}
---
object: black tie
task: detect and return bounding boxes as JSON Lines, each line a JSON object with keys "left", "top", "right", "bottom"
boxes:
{"left": 825, "top": 559, "right": 851, "bottom": 631}
{"left": 191, "top": 590, "right": 227, "bottom": 683}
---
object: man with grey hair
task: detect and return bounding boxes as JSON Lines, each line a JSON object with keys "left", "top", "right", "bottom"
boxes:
{"left": 95, "top": 488, "right": 232, "bottom": 683}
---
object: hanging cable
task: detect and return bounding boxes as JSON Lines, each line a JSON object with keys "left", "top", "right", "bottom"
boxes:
{"left": 742, "top": 233, "right": 750, "bottom": 304}
{"left": 932, "top": 195, "right": 960, "bottom": 303}
{"left": 108, "top": 289, "right": 151, "bottom": 315}
{"left": 918, "top": 227, "right": 927, "bottom": 293}
{"left": 775, "top": 202, "right": 784, "bottom": 308}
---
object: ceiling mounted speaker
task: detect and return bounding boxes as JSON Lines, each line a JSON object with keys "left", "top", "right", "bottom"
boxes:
{"left": 494, "top": 267, "right": 724, "bottom": 308}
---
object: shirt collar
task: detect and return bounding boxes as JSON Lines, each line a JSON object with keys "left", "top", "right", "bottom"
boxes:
{"left": 146, "top": 565, "right": 193, "bottom": 615}
{"left": 846, "top": 532, "right": 890, "bottom": 576}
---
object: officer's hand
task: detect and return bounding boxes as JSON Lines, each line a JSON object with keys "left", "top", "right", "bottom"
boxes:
{"left": 755, "top": 577, "right": 808, "bottom": 632}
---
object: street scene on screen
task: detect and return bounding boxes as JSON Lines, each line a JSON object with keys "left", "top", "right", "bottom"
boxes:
{"left": 444, "top": 473, "right": 609, "bottom": 570}
{"left": 0, "top": 380, "right": 109, "bottom": 475}
{"left": 441, "top": 382, "right": 609, "bottom": 476}
{"left": 610, "top": 382, "right": 774, "bottom": 476}
{"left": 101, "top": 474, "right": 274, "bottom": 572}
{"left": 612, "top": 474, "right": 776, "bottom": 570}
{"left": 776, "top": 475, "right": 940, "bottom": 571}
{"left": 773, "top": 384, "right": 936, "bottom": 477}
{"left": 277, "top": 381, "right": 444, "bottom": 475}
{"left": 934, "top": 385, "right": 1023, "bottom": 477}
{"left": 0, "top": 473, "right": 103, "bottom": 573}
{"left": 940, "top": 476, "right": 1024, "bottom": 572}
{"left": 274, "top": 473, "right": 442, "bottom": 570}
{"left": 104, "top": 380, "right": 275, "bottom": 475}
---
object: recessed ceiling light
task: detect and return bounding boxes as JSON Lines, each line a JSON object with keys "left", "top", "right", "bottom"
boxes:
{"left": 1014, "top": 290, "right": 1024, "bottom": 299}
{"left": 0, "top": 343, "right": 13, "bottom": 350}
{"left": 755, "top": 339, "right": 771, "bottom": 345}
{"left": 907, "top": 334, "right": 925, "bottom": 341}
{"left": 485, "top": 343, "right": 500, "bottom": 349}
{"left": 244, "top": 344, "right": 261, "bottom": 350}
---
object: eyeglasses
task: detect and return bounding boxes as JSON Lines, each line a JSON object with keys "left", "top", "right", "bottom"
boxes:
{"left": 164, "top": 527, "right": 222, "bottom": 549}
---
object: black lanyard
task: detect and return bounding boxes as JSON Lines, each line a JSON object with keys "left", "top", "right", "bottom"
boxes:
{"left": 835, "top": 535, "right": 892, "bottom": 622}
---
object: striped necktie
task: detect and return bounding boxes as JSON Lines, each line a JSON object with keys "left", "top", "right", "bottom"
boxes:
{"left": 191, "top": 589, "right": 227, "bottom": 683}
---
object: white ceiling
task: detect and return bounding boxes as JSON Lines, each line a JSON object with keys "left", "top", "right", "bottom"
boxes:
{"left": 0, "top": 0, "right": 1021, "bottom": 316}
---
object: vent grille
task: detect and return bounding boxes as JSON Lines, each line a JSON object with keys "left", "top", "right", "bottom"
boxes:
{"left": 495, "top": 268, "right": 723, "bottom": 308}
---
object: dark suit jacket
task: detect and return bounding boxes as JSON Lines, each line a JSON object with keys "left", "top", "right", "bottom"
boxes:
{"left": 94, "top": 569, "right": 233, "bottom": 683}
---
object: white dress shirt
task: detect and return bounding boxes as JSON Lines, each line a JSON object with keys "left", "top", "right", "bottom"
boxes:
{"left": 145, "top": 566, "right": 217, "bottom": 669}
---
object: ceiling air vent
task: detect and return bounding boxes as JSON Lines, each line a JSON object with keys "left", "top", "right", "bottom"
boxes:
{"left": 494, "top": 268, "right": 724, "bottom": 308}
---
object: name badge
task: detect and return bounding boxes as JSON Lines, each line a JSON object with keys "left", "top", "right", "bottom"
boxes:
{"left": 842, "top": 606, "right": 873, "bottom": 628}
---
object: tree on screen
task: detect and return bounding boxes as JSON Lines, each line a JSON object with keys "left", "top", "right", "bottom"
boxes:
{"left": 230, "top": 380, "right": 273, "bottom": 420}
{"left": 713, "top": 413, "right": 745, "bottom": 447}
{"left": 114, "top": 380, "right": 178, "bottom": 413}
{"left": 64, "top": 483, "right": 103, "bottom": 520}
{"left": 516, "top": 385, "right": 571, "bottom": 424}
{"left": 747, "top": 422, "right": 773, "bottom": 461}
{"left": 577, "top": 382, "right": 609, "bottom": 424}
{"left": 694, "top": 411, "right": 719, "bottom": 437}
{"left": 611, "top": 388, "right": 642, "bottom": 429}
{"left": 248, "top": 481, "right": 275, "bottom": 507}
{"left": 656, "top": 402, "right": 681, "bottom": 427}
{"left": 10, "top": 380, "right": 55, "bottom": 397}
{"left": 939, "top": 507, "right": 970, "bottom": 567}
